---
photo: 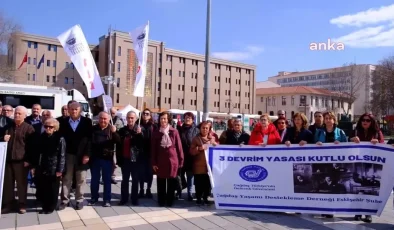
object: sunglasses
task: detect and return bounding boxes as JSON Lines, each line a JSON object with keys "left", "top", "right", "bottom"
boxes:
{"left": 361, "top": 119, "right": 371, "bottom": 123}
{"left": 278, "top": 114, "right": 284, "bottom": 116}
{"left": 44, "top": 125, "right": 54, "bottom": 129}
{"left": 143, "top": 113, "right": 150, "bottom": 115}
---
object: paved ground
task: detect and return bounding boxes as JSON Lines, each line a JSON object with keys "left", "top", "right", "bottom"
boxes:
{"left": 1, "top": 169, "right": 394, "bottom": 230}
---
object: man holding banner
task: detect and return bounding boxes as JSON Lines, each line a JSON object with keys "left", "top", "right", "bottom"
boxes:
{"left": 57, "top": 25, "right": 104, "bottom": 210}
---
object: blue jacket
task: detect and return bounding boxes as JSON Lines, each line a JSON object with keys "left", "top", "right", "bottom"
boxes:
{"left": 315, "top": 127, "right": 347, "bottom": 143}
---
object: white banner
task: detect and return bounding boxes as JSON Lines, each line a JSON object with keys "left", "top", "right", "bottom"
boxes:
{"left": 129, "top": 22, "right": 149, "bottom": 97}
{"left": 207, "top": 143, "right": 394, "bottom": 216}
{"left": 0, "top": 142, "right": 7, "bottom": 217}
{"left": 57, "top": 25, "right": 105, "bottom": 98}
{"left": 102, "top": 95, "right": 113, "bottom": 112}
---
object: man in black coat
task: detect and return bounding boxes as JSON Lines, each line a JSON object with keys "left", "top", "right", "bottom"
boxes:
{"left": 58, "top": 102, "right": 92, "bottom": 211}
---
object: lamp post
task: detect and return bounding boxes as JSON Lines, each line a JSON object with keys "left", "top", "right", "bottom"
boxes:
{"left": 202, "top": 0, "right": 211, "bottom": 121}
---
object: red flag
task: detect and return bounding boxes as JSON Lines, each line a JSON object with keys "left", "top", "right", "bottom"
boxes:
{"left": 17, "top": 51, "right": 28, "bottom": 70}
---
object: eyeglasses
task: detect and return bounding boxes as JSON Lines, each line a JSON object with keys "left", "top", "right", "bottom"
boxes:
{"left": 278, "top": 122, "right": 285, "bottom": 125}
{"left": 278, "top": 114, "right": 284, "bottom": 116}
{"left": 361, "top": 119, "right": 371, "bottom": 123}
{"left": 44, "top": 125, "right": 54, "bottom": 129}
{"left": 143, "top": 113, "right": 150, "bottom": 116}
{"left": 3, "top": 110, "right": 12, "bottom": 112}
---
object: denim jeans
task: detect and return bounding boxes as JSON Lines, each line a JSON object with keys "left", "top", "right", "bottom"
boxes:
{"left": 90, "top": 159, "right": 112, "bottom": 202}
{"left": 186, "top": 171, "right": 194, "bottom": 196}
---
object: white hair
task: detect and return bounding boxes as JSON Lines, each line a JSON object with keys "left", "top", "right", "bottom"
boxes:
{"left": 15, "top": 106, "right": 28, "bottom": 115}
{"left": 127, "top": 111, "right": 139, "bottom": 119}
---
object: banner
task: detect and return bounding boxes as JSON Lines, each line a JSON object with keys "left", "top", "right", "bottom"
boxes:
{"left": 0, "top": 143, "right": 7, "bottom": 217}
{"left": 129, "top": 22, "right": 149, "bottom": 97}
{"left": 57, "top": 25, "right": 105, "bottom": 98}
{"left": 102, "top": 95, "right": 113, "bottom": 112}
{"left": 207, "top": 143, "right": 394, "bottom": 216}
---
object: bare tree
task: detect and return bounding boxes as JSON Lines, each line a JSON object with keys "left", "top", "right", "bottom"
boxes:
{"left": 328, "top": 63, "right": 366, "bottom": 115}
{"left": 371, "top": 56, "right": 394, "bottom": 117}
{"left": 0, "top": 12, "right": 21, "bottom": 82}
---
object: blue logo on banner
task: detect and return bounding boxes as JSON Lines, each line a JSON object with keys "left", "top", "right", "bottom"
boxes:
{"left": 239, "top": 165, "right": 268, "bottom": 182}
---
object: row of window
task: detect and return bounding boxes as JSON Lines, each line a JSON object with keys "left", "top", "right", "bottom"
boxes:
{"left": 27, "top": 41, "right": 57, "bottom": 52}
{"left": 164, "top": 55, "right": 253, "bottom": 74}
{"left": 26, "top": 74, "right": 78, "bottom": 85}
{"left": 156, "top": 97, "right": 198, "bottom": 107}
{"left": 276, "top": 71, "right": 351, "bottom": 84}
{"left": 261, "top": 95, "right": 346, "bottom": 108}
{"left": 27, "top": 57, "right": 56, "bottom": 67}
{"left": 27, "top": 74, "right": 57, "bottom": 83}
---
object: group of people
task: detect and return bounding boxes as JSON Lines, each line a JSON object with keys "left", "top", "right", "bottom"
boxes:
{"left": 232, "top": 110, "right": 384, "bottom": 223}
{"left": 0, "top": 102, "right": 387, "bottom": 224}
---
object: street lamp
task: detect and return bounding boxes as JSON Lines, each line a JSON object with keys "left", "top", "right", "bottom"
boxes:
{"left": 202, "top": 0, "right": 211, "bottom": 121}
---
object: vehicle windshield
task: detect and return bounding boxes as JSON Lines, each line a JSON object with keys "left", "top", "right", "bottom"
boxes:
{"left": 80, "top": 102, "right": 89, "bottom": 112}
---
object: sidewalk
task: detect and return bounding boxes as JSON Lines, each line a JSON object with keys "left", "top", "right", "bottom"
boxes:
{"left": 0, "top": 169, "right": 393, "bottom": 230}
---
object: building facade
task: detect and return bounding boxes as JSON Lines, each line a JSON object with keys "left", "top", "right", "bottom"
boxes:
{"left": 255, "top": 86, "right": 354, "bottom": 124}
{"left": 8, "top": 31, "right": 256, "bottom": 114}
{"left": 266, "top": 64, "right": 374, "bottom": 117}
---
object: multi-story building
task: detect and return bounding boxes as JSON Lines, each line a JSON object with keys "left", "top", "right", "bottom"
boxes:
{"left": 8, "top": 31, "right": 256, "bottom": 114}
{"left": 7, "top": 32, "right": 96, "bottom": 98}
{"left": 266, "top": 64, "right": 375, "bottom": 117}
{"left": 255, "top": 85, "right": 354, "bottom": 124}
{"left": 98, "top": 30, "right": 256, "bottom": 113}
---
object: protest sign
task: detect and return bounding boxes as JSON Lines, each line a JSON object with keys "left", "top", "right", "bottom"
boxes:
{"left": 207, "top": 143, "right": 394, "bottom": 216}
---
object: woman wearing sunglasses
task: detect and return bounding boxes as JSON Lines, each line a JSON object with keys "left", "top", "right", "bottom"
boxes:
{"left": 34, "top": 118, "right": 66, "bottom": 214}
{"left": 349, "top": 113, "right": 384, "bottom": 223}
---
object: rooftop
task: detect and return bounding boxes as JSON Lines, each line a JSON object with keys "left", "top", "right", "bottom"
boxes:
{"left": 269, "top": 64, "right": 374, "bottom": 78}
{"left": 256, "top": 86, "right": 340, "bottom": 97}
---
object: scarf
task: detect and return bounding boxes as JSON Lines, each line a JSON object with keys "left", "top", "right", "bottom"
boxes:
{"left": 234, "top": 131, "right": 242, "bottom": 140}
{"left": 159, "top": 125, "right": 172, "bottom": 148}
{"left": 199, "top": 134, "right": 211, "bottom": 145}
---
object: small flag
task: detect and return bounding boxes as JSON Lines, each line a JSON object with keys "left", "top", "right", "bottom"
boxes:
{"left": 37, "top": 54, "right": 44, "bottom": 69}
{"left": 17, "top": 51, "right": 28, "bottom": 70}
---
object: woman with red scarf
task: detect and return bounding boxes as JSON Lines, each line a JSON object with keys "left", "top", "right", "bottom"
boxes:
{"left": 249, "top": 114, "right": 281, "bottom": 146}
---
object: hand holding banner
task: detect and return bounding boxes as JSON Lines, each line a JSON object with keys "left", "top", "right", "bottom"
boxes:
{"left": 207, "top": 143, "right": 394, "bottom": 216}
{"left": 57, "top": 25, "right": 105, "bottom": 98}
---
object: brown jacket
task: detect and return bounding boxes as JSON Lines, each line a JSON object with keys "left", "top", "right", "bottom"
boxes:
{"left": 190, "top": 135, "right": 214, "bottom": 175}
{"left": 6, "top": 122, "right": 35, "bottom": 163}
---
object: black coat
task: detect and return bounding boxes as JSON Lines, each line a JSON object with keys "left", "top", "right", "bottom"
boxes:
{"left": 178, "top": 124, "right": 199, "bottom": 171}
{"left": 140, "top": 121, "right": 157, "bottom": 160}
{"left": 58, "top": 116, "right": 92, "bottom": 170}
{"left": 117, "top": 125, "right": 144, "bottom": 166}
{"left": 226, "top": 131, "right": 250, "bottom": 145}
{"left": 36, "top": 132, "right": 66, "bottom": 176}
{"left": 282, "top": 127, "right": 314, "bottom": 144}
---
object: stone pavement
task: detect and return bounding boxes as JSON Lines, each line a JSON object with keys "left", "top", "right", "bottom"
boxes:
{"left": 1, "top": 169, "right": 394, "bottom": 230}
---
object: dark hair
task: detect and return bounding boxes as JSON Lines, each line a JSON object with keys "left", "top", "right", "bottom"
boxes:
{"left": 183, "top": 112, "right": 195, "bottom": 120}
{"left": 276, "top": 117, "right": 287, "bottom": 123}
{"left": 67, "top": 100, "right": 77, "bottom": 105}
{"left": 356, "top": 113, "right": 380, "bottom": 134}
{"left": 158, "top": 111, "right": 172, "bottom": 124}
{"left": 142, "top": 108, "right": 154, "bottom": 124}
{"left": 314, "top": 111, "right": 322, "bottom": 116}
